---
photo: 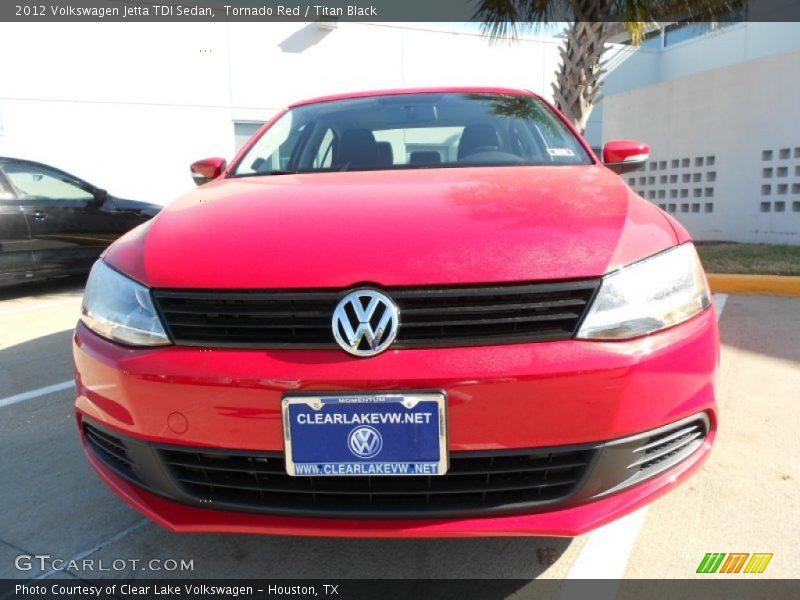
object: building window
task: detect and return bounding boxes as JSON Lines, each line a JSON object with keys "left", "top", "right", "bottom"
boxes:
{"left": 707, "top": 172, "right": 717, "bottom": 182}
{"left": 705, "top": 203, "right": 714, "bottom": 213}
{"left": 762, "top": 150, "right": 773, "bottom": 161}
{"left": 705, "top": 188, "right": 714, "bottom": 197}
{"left": 778, "top": 184, "right": 788, "bottom": 195}
{"left": 762, "top": 168, "right": 773, "bottom": 178}
{"left": 706, "top": 156, "right": 716, "bottom": 166}
{"left": 793, "top": 201, "right": 800, "bottom": 212}
{"left": 777, "top": 166, "right": 788, "bottom": 177}
{"left": 775, "top": 201, "right": 786, "bottom": 212}
{"left": 761, "top": 185, "right": 771, "bottom": 195}
{"left": 234, "top": 121, "right": 265, "bottom": 152}
{"left": 779, "top": 148, "right": 791, "bottom": 159}
{"left": 691, "top": 203, "right": 700, "bottom": 213}
{"left": 760, "top": 202, "right": 771, "bottom": 212}
{"left": 681, "top": 204, "right": 689, "bottom": 213}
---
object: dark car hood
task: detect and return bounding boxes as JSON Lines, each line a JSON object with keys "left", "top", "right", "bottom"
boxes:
{"left": 104, "top": 166, "right": 678, "bottom": 289}
{"left": 107, "top": 196, "right": 162, "bottom": 218}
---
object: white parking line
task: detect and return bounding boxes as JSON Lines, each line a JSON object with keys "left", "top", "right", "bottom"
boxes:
{"left": 714, "top": 293, "right": 728, "bottom": 319}
{"left": 0, "top": 380, "right": 74, "bottom": 409}
{"left": 561, "top": 293, "right": 729, "bottom": 588}
{"left": 36, "top": 519, "right": 149, "bottom": 579}
{"left": 564, "top": 507, "right": 649, "bottom": 582}
{"left": 0, "top": 297, "right": 81, "bottom": 317}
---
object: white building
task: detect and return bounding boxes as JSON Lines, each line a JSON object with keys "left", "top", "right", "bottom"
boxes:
{"left": 588, "top": 22, "right": 800, "bottom": 244}
{"left": 0, "top": 22, "right": 561, "bottom": 205}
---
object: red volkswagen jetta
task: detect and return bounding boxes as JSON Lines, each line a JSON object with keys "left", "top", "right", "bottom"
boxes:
{"left": 74, "top": 88, "right": 718, "bottom": 537}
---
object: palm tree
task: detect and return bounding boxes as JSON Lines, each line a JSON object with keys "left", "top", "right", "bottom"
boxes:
{"left": 475, "top": 0, "right": 740, "bottom": 133}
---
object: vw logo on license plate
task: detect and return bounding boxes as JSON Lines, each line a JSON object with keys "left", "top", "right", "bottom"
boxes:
{"left": 347, "top": 425, "right": 383, "bottom": 458}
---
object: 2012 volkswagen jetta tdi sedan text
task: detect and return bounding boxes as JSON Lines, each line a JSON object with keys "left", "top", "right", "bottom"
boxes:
{"left": 74, "top": 88, "right": 718, "bottom": 537}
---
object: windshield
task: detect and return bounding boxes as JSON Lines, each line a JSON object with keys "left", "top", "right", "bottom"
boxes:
{"left": 232, "top": 93, "right": 592, "bottom": 177}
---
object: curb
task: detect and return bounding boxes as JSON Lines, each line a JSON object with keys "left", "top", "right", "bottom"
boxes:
{"left": 707, "top": 274, "right": 800, "bottom": 297}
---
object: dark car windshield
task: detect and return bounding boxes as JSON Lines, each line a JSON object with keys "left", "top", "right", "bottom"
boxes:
{"left": 231, "top": 93, "right": 592, "bottom": 176}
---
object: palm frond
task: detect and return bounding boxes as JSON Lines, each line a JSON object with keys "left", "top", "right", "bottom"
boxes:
{"left": 474, "top": 0, "right": 566, "bottom": 40}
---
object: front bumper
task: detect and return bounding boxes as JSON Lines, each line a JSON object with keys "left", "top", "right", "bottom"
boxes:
{"left": 73, "top": 306, "right": 718, "bottom": 537}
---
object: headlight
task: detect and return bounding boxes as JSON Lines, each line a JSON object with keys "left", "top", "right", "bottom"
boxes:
{"left": 577, "top": 243, "right": 711, "bottom": 340}
{"left": 81, "top": 261, "right": 170, "bottom": 346}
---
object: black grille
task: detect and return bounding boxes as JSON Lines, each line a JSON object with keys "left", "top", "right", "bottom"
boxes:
{"left": 152, "top": 280, "right": 599, "bottom": 349}
{"left": 83, "top": 423, "right": 137, "bottom": 481}
{"left": 629, "top": 419, "right": 707, "bottom": 476}
{"left": 159, "top": 447, "right": 594, "bottom": 518}
{"left": 81, "top": 414, "right": 711, "bottom": 520}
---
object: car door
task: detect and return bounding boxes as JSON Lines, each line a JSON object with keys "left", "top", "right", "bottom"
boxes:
{"left": 0, "top": 168, "right": 34, "bottom": 284}
{"left": 0, "top": 160, "right": 108, "bottom": 276}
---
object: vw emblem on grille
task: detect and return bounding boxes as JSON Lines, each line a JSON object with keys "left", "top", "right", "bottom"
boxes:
{"left": 347, "top": 425, "right": 383, "bottom": 458}
{"left": 332, "top": 289, "right": 399, "bottom": 357}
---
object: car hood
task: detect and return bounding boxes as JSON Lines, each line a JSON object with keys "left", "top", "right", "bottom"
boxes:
{"left": 107, "top": 196, "right": 162, "bottom": 218}
{"left": 104, "top": 166, "right": 678, "bottom": 289}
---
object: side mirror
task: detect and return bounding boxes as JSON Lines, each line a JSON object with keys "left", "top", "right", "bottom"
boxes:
{"left": 602, "top": 140, "right": 649, "bottom": 175}
{"left": 190, "top": 157, "right": 227, "bottom": 186}
{"left": 93, "top": 188, "right": 109, "bottom": 204}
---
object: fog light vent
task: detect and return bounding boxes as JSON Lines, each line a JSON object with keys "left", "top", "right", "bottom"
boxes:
{"left": 630, "top": 419, "right": 706, "bottom": 477}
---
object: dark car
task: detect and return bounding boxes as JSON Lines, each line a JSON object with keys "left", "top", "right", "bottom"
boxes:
{"left": 0, "top": 157, "right": 160, "bottom": 286}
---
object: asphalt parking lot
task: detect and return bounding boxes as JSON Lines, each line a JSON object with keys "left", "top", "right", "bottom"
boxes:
{"left": 0, "top": 278, "right": 798, "bottom": 584}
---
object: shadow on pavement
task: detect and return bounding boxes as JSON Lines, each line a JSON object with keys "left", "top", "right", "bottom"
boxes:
{"left": 120, "top": 530, "right": 574, "bottom": 580}
{"left": 0, "top": 330, "right": 76, "bottom": 395}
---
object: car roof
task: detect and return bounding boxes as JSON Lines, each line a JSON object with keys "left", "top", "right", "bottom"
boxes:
{"left": 289, "top": 87, "right": 539, "bottom": 108}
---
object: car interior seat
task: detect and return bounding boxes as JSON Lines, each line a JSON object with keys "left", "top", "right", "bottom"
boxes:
{"left": 457, "top": 124, "right": 501, "bottom": 160}
{"left": 376, "top": 142, "right": 394, "bottom": 166}
{"left": 409, "top": 151, "right": 442, "bottom": 166}
{"left": 335, "top": 128, "right": 381, "bottom": 169}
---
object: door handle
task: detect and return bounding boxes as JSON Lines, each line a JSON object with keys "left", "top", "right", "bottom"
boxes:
{"left": 30, "top": 210, "right": 47, "bottom": 221}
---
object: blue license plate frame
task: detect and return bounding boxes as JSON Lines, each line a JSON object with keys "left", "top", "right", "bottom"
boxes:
{"left": 282, "top": 392, "right": 448, "bottom": 477}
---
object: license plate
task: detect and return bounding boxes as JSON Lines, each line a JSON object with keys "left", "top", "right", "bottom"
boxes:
{"left": 282, "top": 392, "right": 447, "bottom": 477}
